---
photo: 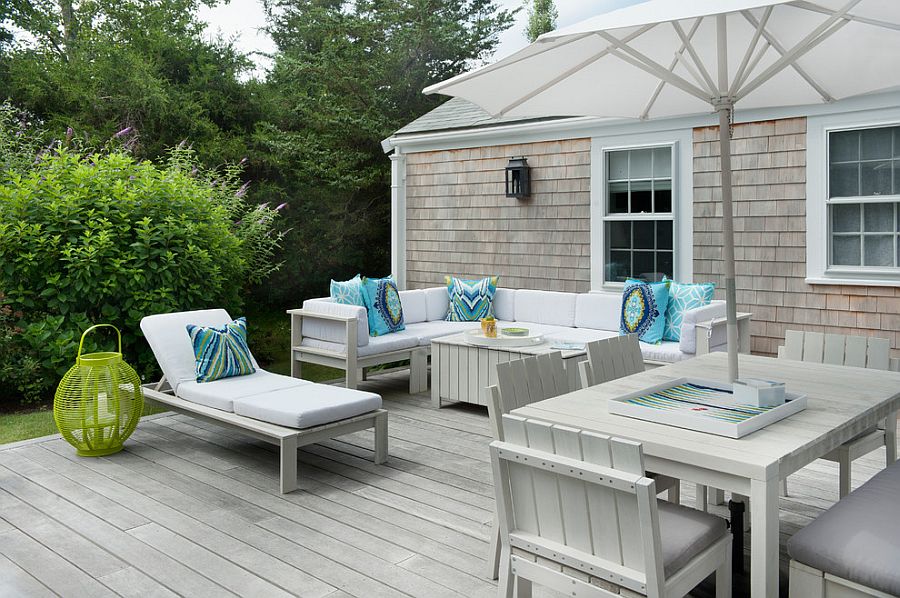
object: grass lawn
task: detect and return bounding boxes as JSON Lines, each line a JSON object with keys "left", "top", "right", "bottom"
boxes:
{"left": 0, "top": 307, "right": 344, "bottom": 446}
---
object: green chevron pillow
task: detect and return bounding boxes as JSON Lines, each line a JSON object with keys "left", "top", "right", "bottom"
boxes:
{"left": 186, "top": 317, "right": 256, "bottom": 383}
{"left": 445, "top": 276, "right": 498, "bottom": 322}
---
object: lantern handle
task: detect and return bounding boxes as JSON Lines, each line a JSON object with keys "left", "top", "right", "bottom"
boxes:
{"left": 77, "top": 324, "right": 122, "bottom": 358}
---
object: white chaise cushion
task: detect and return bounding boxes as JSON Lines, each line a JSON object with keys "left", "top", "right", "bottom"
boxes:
{"left": 574, "top": 292, "right": 622, "bottom": 331}
{"left": 679, "top": 300, "right": 726, "bottom": 354}
{"left": 141, "top": 309, "right": 261, "bottom": 394}
{"left": 399, "top": 289, "right": 427, "bottom": 324}
{"left": 492, "top": 288, "right": 516, "bottom": 321}
{"left": 233, "top": 384, "right": 382, "bottom": 429}
{"left": 423, "top": 286, "right": 449, "bottom": 321}
{"left": 178, "top": 370, "right": 309, "bottom": 412}
{"left": 514, "top": 290, "right": 577, "bottom": 327}
{"left": 302, "top": 298, "right": 369, "bottom": 347}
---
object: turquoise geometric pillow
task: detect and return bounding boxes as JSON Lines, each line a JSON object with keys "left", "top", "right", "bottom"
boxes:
{"left": 186, "top": 317, "right": 256, "bottom": 383}
{"left": 619, "top": 281, "right": 670, "bottom": 344}
{"left": 361, "top": 275, "right": 405, "bottom": 336}
{"left": 330, "top": 274, "right": 366, "bottom": 307}
{"left": 445, "top": 275, "right": 498, "bottom": 322}
{"left": 664, "top": 278, "right": 715, "bottom": 342}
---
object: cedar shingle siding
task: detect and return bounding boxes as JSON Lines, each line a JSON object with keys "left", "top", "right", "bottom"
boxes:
{"left": 405, "top": 139, "right": 592, "bottom": 292}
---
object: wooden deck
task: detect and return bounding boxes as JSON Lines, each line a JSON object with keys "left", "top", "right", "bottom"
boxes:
{"left": 0, "top": 371, "right": 893, "bottom": 598}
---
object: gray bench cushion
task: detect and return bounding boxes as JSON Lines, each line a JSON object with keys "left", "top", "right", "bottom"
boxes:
{"left": 788, "top": 460, "right": 900, "bottom": 596}
{"left": 233, "top": 384, "right": 382, "bottom": 429}
{"left": 658, "top": 501, "right": 729, "bottom": 577}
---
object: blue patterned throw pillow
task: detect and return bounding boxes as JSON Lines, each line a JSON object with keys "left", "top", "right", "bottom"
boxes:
{"left": 620, "top": 281, "right": 670, "bottom": 344}
{"left": 663, "top": 278, "right": 715, "bottom": 342}
{"left": 361, "top": 275, "right": 405, "bottom": 336}
{"left": 330, "top": 274, "right": 366, "bottom": 307}
{"left": 186, "top": 317, "right": 256, "bottom": 383}
{"left": 445, "top": 276, "right": 498, "bottom": 322}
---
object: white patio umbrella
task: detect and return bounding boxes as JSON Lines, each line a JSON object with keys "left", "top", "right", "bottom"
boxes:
{"left": 425, "top": 0, "right": 900, "bottom": 382}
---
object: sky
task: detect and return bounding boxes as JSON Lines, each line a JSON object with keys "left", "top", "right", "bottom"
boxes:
{"left": 197, "top": 0, "right": 646, "bottom": 78}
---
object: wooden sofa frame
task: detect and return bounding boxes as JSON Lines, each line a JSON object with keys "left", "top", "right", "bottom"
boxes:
{"left": 289, "top": 307, "right": 752, "bottom": 393}
{"left": 142, "top": 379, "right": 388, "bottom": 493}
{"left": 789, "top": 560, "right": 895, "bottom": 598}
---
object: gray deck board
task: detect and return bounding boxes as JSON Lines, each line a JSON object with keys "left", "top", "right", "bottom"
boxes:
{"left": 0, "top": 370, "right": 894, "bottom": 597}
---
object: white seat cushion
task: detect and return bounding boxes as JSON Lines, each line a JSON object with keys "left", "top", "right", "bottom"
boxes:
{"left": 300, "top": 332, "right": 419, "bottom": 357}
{"left": 423, "top": 286, "right": 450, "bottom": 321}
{"left": 405, "top": 320, "right": 481, "bottom": 345}
{"left": 399, "top": 289, "right": 427, "bottom": 324}
{"left": 514, "top": 290, "right": 577, "bottom": 327}
{"left": 640, "top": 341, "right": 689, "bottom": 364}
{"left": 233, "top": 384, "right": 382, "bottom": 429}
{"left": 141, "top": 309, "right": 262, "bottom": 394}
{"left": 574, "top": 292, "right": 621, "bottom": 331}
{"left": 544, "top": 328, "right": 618, "bottom": 345}
{"left": 177, "top": 370, "right": 309, "bottom": 412}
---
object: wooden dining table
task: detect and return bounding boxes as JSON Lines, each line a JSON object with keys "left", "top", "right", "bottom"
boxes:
{"left": 510, "top": 352, "right": 900, "bottom": 598}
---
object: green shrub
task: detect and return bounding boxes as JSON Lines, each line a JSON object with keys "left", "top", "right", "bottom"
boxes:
{"left": 0, "top": 136, "right": 283, "bottom": 405}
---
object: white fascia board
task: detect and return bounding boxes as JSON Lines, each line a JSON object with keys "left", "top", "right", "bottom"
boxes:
{"left": 384, "top": 89, "right": 900, "bottom": 154}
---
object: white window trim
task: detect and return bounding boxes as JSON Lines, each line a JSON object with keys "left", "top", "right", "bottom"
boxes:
{"left": 807, "top": 108, "right": 900, "bottom": 286}
{"left": 590, "top": 129, "right": 693, "bottom": 291}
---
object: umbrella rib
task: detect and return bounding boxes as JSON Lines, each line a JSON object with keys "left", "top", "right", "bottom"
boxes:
{"left": 736, "top": 0, "right": 861, "bottom": 102}
{"left": 494, "top": 24, "right": 657, "bottom": 117}
{"left": 641, "top": 19, "right": 703, "bottom": 120}
{"left": 596, "top": 31, "right": 712, "bottom": 103}
{"left": 739, "top": 10, "right": 833, "bottom": 102}
{"left": 671, "top": 20, "right": 718, "bottom": 96}
{"left": 790, "top": 0, "right": 900, "bottom": 32}
{"left": 729, "top": 6, "right": 774, "bottom": 98}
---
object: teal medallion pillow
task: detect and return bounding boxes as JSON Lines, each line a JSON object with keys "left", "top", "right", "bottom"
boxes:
{"left": 663, "top": 278, "right": 715, "bottom": 342}
{"left": 361, "top": 275, "right": 405, "bottom": 336}
{"left": 445, "top": 275, "right": 498, "bottom": 322}
{"left": 186, "top": 317, "right": 256, "bottom": 383}
{"left": 330, "top": 274, "right": 366, "bottom": 307}
{"left": 619, "top": 281, "right": 670, "bottom": 344}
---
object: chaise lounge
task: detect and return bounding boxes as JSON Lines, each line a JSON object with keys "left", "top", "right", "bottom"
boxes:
{"left": 140, "top": 309, "right": 388, "bottom": 493}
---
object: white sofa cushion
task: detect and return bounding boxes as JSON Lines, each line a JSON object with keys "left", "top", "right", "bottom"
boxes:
{"left": 178, "top": 370, "right": 309, "bottom": 412}
{"left": 301, "top": 332, "right": 419, "bottom": 357}
{"left": 641, "top": 341, "right": 692, "bottom": 364}
{"left": 492, "top": 288, "right": 516, "bottom": 321}
{"left": 514, "top": 290, "right": 577, "bottom": 327}
{"left": 424, "top": 286, "right": 450, "bottom": 321}
{"left": 574, "top": 292, "right": 622, "bottom": 331}
{"left": 544, "top": 327, "right": 618, "bottom": 345}
{"left": 141, "top": 309, "right": 262, "bottom": 394}
{"left": 679, "top": 300, "right": 726, "bottom": 354}
{"left": 233, "top": 384, "right": 382, "bottom": 429}
{"left": 302, "top": 298, "right": 369, "bottom": 347}
{"left": 399, "top": 289, "right": 428, "bottom": 324}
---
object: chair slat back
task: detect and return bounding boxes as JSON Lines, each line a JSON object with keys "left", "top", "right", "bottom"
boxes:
{"left": 488, "top": 353, "right": 570, "bottom": 442}
{"left": 492, "top": 414, "right": 663, "bottom": 594}
{"left": 781, "top": 330, "right": 890, "bottom": 370}
{"left": 581, "top": 334, "right": 644, "bottom": 388}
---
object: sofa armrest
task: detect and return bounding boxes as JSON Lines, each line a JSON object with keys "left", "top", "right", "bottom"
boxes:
{"left": 692, "top": 312, "right": 753, "bottom": 356}
{"left": 291, "top": 299, "right": 369, "bottom": 347}
{"left": 679, "top": 302, "right": 726, "bottom": 354}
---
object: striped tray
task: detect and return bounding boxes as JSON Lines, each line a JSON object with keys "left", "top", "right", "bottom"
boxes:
{"left": 608, "top": 377, "right": 807, "bottom": 439}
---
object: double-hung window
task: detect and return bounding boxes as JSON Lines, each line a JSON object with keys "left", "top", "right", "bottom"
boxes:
{"left": 828, "top": 126, "right": 900, "bottom": 270}
{"left": 603, "top": 146, "right": 674, "bottom": 283}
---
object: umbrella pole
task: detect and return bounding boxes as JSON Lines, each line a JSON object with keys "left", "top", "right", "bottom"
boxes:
{"left": 718, "top": 104, "right": 740, "bottom": 383}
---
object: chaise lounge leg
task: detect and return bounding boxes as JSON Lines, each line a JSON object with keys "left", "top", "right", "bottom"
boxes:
{"left": 280, "top": 435, "right": 299, "bottom": 493}
{"left": 374, "top": 411, "right": 388, "bottom": 464}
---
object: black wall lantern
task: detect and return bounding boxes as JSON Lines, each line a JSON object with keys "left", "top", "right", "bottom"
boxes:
{"left": 505, "top": 156, "right": 530, "bottom": 199}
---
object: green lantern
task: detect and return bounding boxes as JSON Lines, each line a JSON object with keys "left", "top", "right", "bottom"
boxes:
{"left": 54, "top": 324, "right": 144, "bottom": 456}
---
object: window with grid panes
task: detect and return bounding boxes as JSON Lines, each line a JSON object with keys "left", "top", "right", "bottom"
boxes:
{"left": 604, "top": 146, "right": 673, "bottom": 283}
{"left": 828, "top": 126, "right": 900, "bottom": 269}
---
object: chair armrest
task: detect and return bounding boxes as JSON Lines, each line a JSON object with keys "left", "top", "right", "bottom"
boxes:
{"left": 286, "top": 308, "right": 357, "bottom": 323}
{"left": 289, "top": 300, "right": 369, "bottom": 347}
{"left": 693, "top": 312, "right": 752, "bottom": 355}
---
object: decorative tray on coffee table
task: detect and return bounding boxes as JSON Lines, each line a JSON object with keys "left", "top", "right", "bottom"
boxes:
{"left": 463, "top": 330, "right": 546, "bottom": 348}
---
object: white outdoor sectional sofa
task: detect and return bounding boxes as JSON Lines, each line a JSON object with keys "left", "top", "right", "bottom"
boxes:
{"left": 289, "top": 287, "right": 751, "bottom": 392}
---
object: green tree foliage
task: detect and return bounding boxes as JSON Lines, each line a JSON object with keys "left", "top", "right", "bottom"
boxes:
{"left": 253, "top": 0, "right": 516, "bottom": 305}
{"left": 0, "top": 112, "right": 284, "bottom": 404}
{"left": 525, "top": 0, "right": 557, "bottom": 42}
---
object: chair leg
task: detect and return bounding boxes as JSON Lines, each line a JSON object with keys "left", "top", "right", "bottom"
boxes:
{"left": 780, "top": 477, "right": 789, "bottom": 497}
{"left": 886, "top": 411, "right": 897, "bottom": 466}
{"left": 280, "top": 435, "right": 299, "bottom": 494}
{"left": 696, "top": 483, "right": 708, "bottom": 512}
{"left": 498, "top": 545, "right": 514, "bottom": 598}
{"left": 345, "top": 367, "right": 358, "bottom": 390}
{"left": 515, "top": 576, "right": 532, "bottom": 598}
{"left": 373, "top": 412, "right": 388, "bottom": 464}
{"left": 486, "top": 516, "right": 501, "bottom": 580}
{"left": 838, "top": 449, "right": 852, "bottom": 498}
{"left": 668, "top": 480, "right": 681, "bottom": 505}
{"left": 710, "top": 487, "right": 725, "bottom": 506}
{"left": 716, "top": 543, "right": 733, "bottom": 598}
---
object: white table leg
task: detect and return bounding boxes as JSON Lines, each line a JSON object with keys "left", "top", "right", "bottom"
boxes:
{"left": 750, "top": 476, "right": 779, "bottom": 598}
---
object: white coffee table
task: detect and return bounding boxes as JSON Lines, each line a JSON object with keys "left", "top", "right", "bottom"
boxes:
{"left": 430, "top": 331, "right": 587, "bottom": 408}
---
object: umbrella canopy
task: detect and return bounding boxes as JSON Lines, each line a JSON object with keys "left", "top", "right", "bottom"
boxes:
{"left": 425, "top": 0, "right": 900, "bottom": 383}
